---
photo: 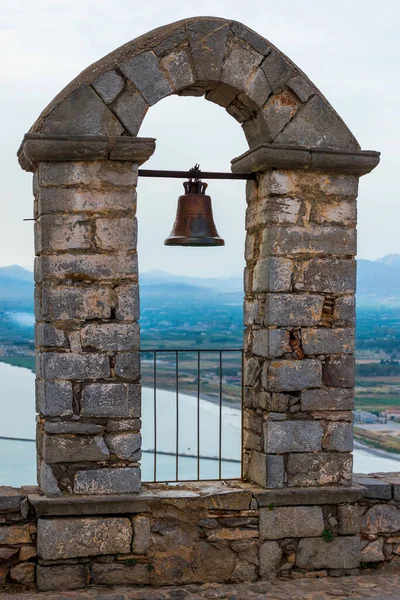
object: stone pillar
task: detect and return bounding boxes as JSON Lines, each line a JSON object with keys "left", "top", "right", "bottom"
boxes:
{"left": 232, "top": 144, "right": 380, "bottom": 488}
{"left": 20, "top": 135, "right": 155, "bottom": 496}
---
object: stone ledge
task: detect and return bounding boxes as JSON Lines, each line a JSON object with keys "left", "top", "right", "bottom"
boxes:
{"left": 253, "top": 483, "right": 365, "bottom": 507}
{"left": 18, "top": 134, "right": 156, "bottom": 172}
{"left": 231, "top": 143, "right": 380, "bottom": 175}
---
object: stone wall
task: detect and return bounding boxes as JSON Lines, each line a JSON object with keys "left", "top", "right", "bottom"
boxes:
{"left": 3, "top": 475, "right": 400, "bottom": 591}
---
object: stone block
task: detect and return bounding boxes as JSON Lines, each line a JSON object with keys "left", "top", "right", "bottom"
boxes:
{"left": 112, "top": 86, "right": 149, "bottom": 135}
{"left": 264, "top": 420, "right": 323, "bottom": 453}
{"left": 187, "top": 19, "right": 230, "bottom": 82}
{"left": 323, "top": 355, "right": 355, "bottom": 388}
{"left": 120, "top": 51, "right": 173, "bottom": 105}
{"left": 44, "top": 422, "right": 103, "bottom": 434}
{"left": 260, "top": 506, "right": 324, "bottom": 540}
{"left": 361, "top": 505, "right": 400, "bottom": 534}
{"left": 38, "top": 187, "right": 137, "bottom": 215}
{"left": 246, "top": 196, "right": 301, "bottom": 228}
{"left": 42, "top": 434, "right": 110, "bottom": 464}
{"left": 243, "top": 69, "right": 271, "bottom": 107}
{"left": 334, "top": 296, "right": 356, "bottom": 326}
{"left": 39, "top": 160, "right": 138, "bottom": 188}
{"left": 0, "top": 524, "right": 31, "bottom": 544}
{"left": 36, "top": 214, "right": 91, "bottom": 253}
{"left": 266, "top": 294, "right": 324, "bottom": 326}
{"left": 287, "top": 75, "right": 314, "bottom": 102}
{"left": 95, "top": 217, "right": 137, "bottom": 250}
{"left": 262, "top": 90, "right": 299, "bottom": 139}
{"left": 253, "top": 257, "right": 293, "bottom": 292}
{"left": 0, "top": 488, "right": 24, "bottom": 513}
{"left": 296, "top": 536, "right": 360, "bottom": 569}
{"left": 132, "top": 515, "right": 151, "bottom": 554}
{"left": 259, "top": 540, "right": 283, "bottom": 578}
{"left": 36, "top": 380, "right": 73, "bottom": 416}
{"left": 360, "top": 538, "right": 384, "bottom": 562}
{"left": 41, "top": 285, "right": 112, "bottom": 321}
{"left": 41, "top": 84, "right": 124, "bottom": 136}
{"left": 161, "top": 50, "right": 195, "bottom": 91}
{"left": 243, "top": 357, "right": 262, "bottom": 387}
{"left": 231, "top": 21, "right": 270, "bottom": 56}
{"left": 294, "top": 259, "right": 356, "bottom": 294}
{"left": 92, "top": 69, "right": 125, "bottom": 104}
{"left": 36, "top": 252, "right": 138, "bottom": 282}
{"left": 302, "top": 328, "right": 355, "bottom": 355}
{"left": 275, "top": 95, "right": 358, "bottom": 150}
{"left": 41, "top": 353, "right": 110, "bottom": 380}
{"left": 106, "top": 432, "right": 141, "bottom": 461}
{"left": 35, "top": 323, "right": 67, "bottom": 348}
{"left": 323, "top": 422, "right": 353, "bottom": 451}
{"left": 301, "top": 388, "right": 354, "bottom": 411}
{"left": 262, "top": 226, "right": 357, "bottom": 256}
{"left": 248, "top": 451, "right": 284, "bottom": 488}
{"left": 244, "top": 299, "right": 260, "bottom": 325}
{"left": 287, "top": 453, "right": 352, "bottom": 487}
{"left": 263, "top": 359, "right": 322, "bottom": 391}
{"left": 81, "top": 383, "right": 140, "bottom": 418}
{"left": 206, "top": 83, "right": 239, "bottom": 108}
{"left": 268, "top": 329, "right": 291, "bottom": 357}
{"left": 9, "top": 563, "right": 35, "bottom": 584}
{"left": 261, "top": 50, "right": 294, "bottom": 91}
{"left": 37, "top": 564, "right": 87, "bottom": 592}
{"left": 107, "top": 419, "right": 141, "bottom": 432}
{"left": 37, "top": 517, "right": 132, "bottom": 559}
{"left": 19, "top": 545, "right": 37, "bottom": 561}
{"left": 338, "top": 505, "right": 363, "bottom": 535}
{"left": 114, "top": 352, "right": 140, "bottom": 380}
{"left": 38, "top": 460, "right": 62, "bottom": 497}
{"left": 115, "top": 282, "right": 140, "bottom": 321}
{"left": 154, "top": 27, "right": 187, "bottom": 56}
{"left": 252, "top": 329, "right": 269, "bottom": 357}
{"left": 81, "top": 322, "right": 139, "bottom": 351}
{"left": 221, "top": 40, "right": 263, "bottom": 91}
{"left": 74, "top": 467, "right": 141, "bottom": 494}
{"left": 91, "top": 562, "right": 150, "bottom": 584}
{"left": 311, "top": 199, "right": 357, "bottom": 226}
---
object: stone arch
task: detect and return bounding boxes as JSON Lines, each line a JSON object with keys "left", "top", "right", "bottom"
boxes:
{"left": 23, "top": 17, "right": 358, "bottom": 157}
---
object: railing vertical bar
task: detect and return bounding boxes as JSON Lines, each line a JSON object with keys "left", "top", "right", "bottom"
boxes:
{"left": 153, "top": 351, "right": 157, "bottom": 483}
{"left": 241, "top": 350, "right": 244, "bottom": 481}
{"left": 219, "top": 350, "right": 222, "bottom": 480}
{"left": 176, "top": 350, "right": 179, "bottom": 482}
{"left": 197, "top": 350, "right": 200, "bottom": 481}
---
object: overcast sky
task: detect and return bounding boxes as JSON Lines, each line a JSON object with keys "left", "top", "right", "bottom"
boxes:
{"left": 1, "top": 0, "right": 398, "bottom": 277}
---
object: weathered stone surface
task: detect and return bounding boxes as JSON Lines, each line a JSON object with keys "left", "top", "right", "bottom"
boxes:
{"left": 252, "top": 329, "right": 291, "bottom": 359}
{"left": 323, "top": 422, "right": 353, "bottom": 452}
{"left": 253, "top": 258, "right": 293, "bottom": 292}
{"left": 81, "top": 383, "right": 140, "bottom": 418}
{"left": 275, "top": 95, "right": 358, "bottom": 149}
{"left": 260, "top": 506, "right": 324, "bottom": 540}
{"left": 132, "top": 515, "right": 151, "bottom": 554}
{"left": 91, "top": 562, "right": 150, "bottom": 585}
{"left": 243, "top": 357, "right": 262, "bottom": 387}
{"left": 44, "top": 422, "right": 103, "bottom": 434}
{"left": 19, "top": 545, "right": 37, "bottom": 561}
{"left": 334, "top": 296, "right": 356, "bottom": 326}
{"left": 115, "top": 282, "right": 139, "bottom": 321}
{"left": 35, "top": 323, "right": 67, "bottom": 348}
{"left": 296, "top": 536, "right": 360, "bottom": 569}
{"left": 294, "top": 259, "right": 356, "bottom": 294}
{"left": 362, "top": 505, "right": 400, "bottom": 534}
{"left": 0, "top": 524, "right": 31, "bottom": 544}
{"left": 287, "top": 75, "right": 314, "bottom": 102}
{"left": 41, "top": 285, "right": 112, "bottom": 321}
{"left": 9, "top": 563, "right": 35, "bottom": 584}
{"left": 262, "top": 90, "right": 299, "bottom": 139}
{"left": 42, "top": 434, "right": 110, "bottom": 464}
{"left": 264, "top": 170, "right": 358, "bottom": 198}
{"left": 247, "top": 451, "right": 284, "bottom": 488}
{"left": 259, "top": 540, "right": 282, "bottom": 577}
{"left": 93, "top": 69, "right": 125, "bottom": 104}
{"left": 231, "top": 21, "right": 270, "bottom": 56}
{"left": 206, "top": 83, "right": 239, "bottom": 108}
{"left": 114, "top": 353, "right": 140, "bottom": 380}
{"left": 263, "top": 359, "right": 322, "bottom": 391}
{"left": 81, "top": 322, "right": 139, "bottom": 351}
{"left": 41, "top": 353, "right": 110, "bottom": 380}
{"left": 261, "top": 49, "right": 293, "bottom": 91}
{"left": 287, "top": 453, "right": 352, "bottom": 486}
{"left": 337, "top": 505, "right": 363, "bottom": 535}
{"left": 36, "top": 214, "right": 91, "bottom": 252}
{"left": 38, "top": 187, "right": 137, "bottom": 215}
{"left": 246, "top": 196, "right": 301, "bottom": 228}
{"left": 187, "top": 20, "right": 230, "bottom": 82}
{"left": 360, "top": 537, "right": 385, "bottom": 562}
{"left": 301, "top": 388, "right": 354, "bottom": 411}
{"left": 107, "top": 418, "right": 141, "bottom": 432}
{"left": 266, "top": 294, "right": 324, "bottom": 326}
{"left": 36, "top": 564, "right": 87, "bottom": 592}
{"left": 74, "top": 467, "right": 141, "bottom": 494}
{"left": 302, "top": 328, "right": 355, "bottom": 355}
{"left": 311, "top": 198, "right": 357, "bottom": 226}
{"left": 41, "top": 84, "right": 125, "bottom": 136}
{"left": 95, "top": 217, "right": 137, "bottom": 250}
{"left": 244, "top": 69, "right": 271, "bottom": 107}
{"left": 36, "top": 252, "right": 138, "bottom": 283}
{"left": 0, "top": 547, "right": 18, "bottom": 559}
{"left": 106, "top": 432, "right": 141, "bottom": 461}
{"left": 39, "top": 160, "right": 138, "bottom": 188}
{"left": 36, "top": 380, "right": 73, "bottom": 416}
{"left": 37, "top": 517, "right": 132, "bottom": 559}
{"left": 120, "top": 51, "right": 173, "bottom": 105}
{"left": 264, "top": 420, "right": 323, "bottom": 453}
{"left": 352, "top": 475, "right": 392, "bottom": 500}
{"left": 38, "top": 460, "right": 62, "bottom": 497}
{"left": 0, "top": 487, "right": 24, "bottom": 513}
{"left": 323, "top": 355, "right": 355, "bottom": 388}
{"left": 161, "top": 50, "right": 195, "bottom": 91}
{"left": 262, "top": 226, "right": 357, "bottom": 257}
{"left": 221, "top": 40, "right": 263, "bottom": 91}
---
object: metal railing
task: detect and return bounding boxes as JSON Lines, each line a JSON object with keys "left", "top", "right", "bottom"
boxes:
{"left": 140, "top": 349, "right": 243, "bottom": 483}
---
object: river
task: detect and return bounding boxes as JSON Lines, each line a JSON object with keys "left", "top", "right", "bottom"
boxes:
{"left": 0, "top": 362, "right": 399, "bottom": 487}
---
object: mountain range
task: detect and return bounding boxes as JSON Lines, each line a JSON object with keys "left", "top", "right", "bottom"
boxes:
{"left": 1, "top": 255, "right": 400, "bottom": 309}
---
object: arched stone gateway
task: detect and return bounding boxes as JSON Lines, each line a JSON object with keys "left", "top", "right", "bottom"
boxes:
{"left": 18, "top": 17, "right": 380, "bottom": 498}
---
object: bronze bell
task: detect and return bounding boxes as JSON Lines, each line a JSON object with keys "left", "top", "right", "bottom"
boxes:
{"left": 164, "top": 167, "right": 225, "bottom": 247}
